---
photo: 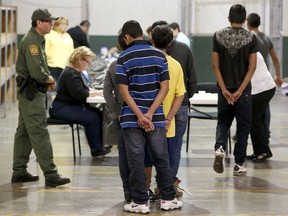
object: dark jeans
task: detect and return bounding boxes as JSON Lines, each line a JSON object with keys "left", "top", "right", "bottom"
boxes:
{"left": 49, "top": 101, "right": 103, "bottom": 151}
{"left": 114, "top": 120, "right": 130, "bottom": 194}
{"left": 215, "top": 86, "right": 252, "bottom": 164}
{"left": 123, "top": 127, "right": 175, "bottom": 204}
{"left": 173, "top": 104, "right": 188, "bottom": 178}
{"left": 250, "top": 87, "right": 275, "bottom": 155}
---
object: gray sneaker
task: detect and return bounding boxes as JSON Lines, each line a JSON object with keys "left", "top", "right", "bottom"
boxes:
{"left": 213, "top": 146, "right": 225, "bottom": 173}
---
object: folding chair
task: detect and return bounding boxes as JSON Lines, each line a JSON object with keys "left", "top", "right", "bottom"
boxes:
{"left": 47, "top": 117, "right": 81, "bottom": 162}
{"left": 186, "top": 82, "right": 232, "bottom": 159}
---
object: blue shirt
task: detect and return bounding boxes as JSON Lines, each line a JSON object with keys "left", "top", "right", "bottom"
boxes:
{"left": 116, "top": 40, "right": 169, "bottom": 128}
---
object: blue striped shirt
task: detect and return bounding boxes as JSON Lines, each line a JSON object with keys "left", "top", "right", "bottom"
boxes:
{"left": 116, "top": 40, "right": 169, "bottom": 128}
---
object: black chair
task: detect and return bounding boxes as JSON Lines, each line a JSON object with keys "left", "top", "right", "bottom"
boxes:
{"left": 186, "top": 82, "right": 231, "bottom": 159}
{"left": 47, "top": 117, "right": 81, "bottom": 162}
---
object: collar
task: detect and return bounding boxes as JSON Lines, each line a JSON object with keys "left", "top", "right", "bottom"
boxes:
{"left": 30, "top": 27, "right": 45, "bottom": 45}
{"left": 127, "top": 40, "right": 151, "bottom": 48}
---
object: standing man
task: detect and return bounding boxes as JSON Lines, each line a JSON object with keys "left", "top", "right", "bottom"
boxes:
{"left": 151, "top": 20, "right": 197, "bottom": 189}
{"left": 212, "top": 4, "right": 258, "bottom": 176}
{"left": 67, "top": 20, "right": 90, "bottom": 48}
{"left": 247, "top": 13, "right": 282, "bottom": 87}
{"left": 169, "top": 22, "right": 191, "bottom": 48}
{"left": 11, "top": 8, "right": 71, "bottom": 187}
{"left": 116, "top": 20, "right": 182, "bottom": 214}
{"left": 247, "top": 13, "right": 283, "bottom": 142}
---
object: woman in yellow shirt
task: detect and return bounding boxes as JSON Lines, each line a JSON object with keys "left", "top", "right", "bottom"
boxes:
{"left": 45, "top": 16, "right": 74, "bottom": 81}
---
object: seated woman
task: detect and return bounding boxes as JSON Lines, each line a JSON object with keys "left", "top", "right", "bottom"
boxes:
{"left": 49, "top": 46, "right": 111, "bottom": 157}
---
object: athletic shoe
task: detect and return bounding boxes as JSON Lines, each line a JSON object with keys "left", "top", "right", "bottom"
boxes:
{"left": 246, "top": 154, "right": 258, "bottom": 160}
{"left": 232, "top": 134, "right": 237, "bottom": 142}
{"left": 233, "top": 164, "right": 247, "bottom": 176}
{"left": 124, "top": 201, "right": 150, "bottom": 214}
{"left": 149, "top": 189, "right": 160, "bottom": 202}
{"left": 160, "top": 198, "right": 183, "bottom": 211}
{"left": 253, "top": 152, "right": 273, "bottom": 163}
{"left": 213, "top": 146, "right": 225, "bottom": 173}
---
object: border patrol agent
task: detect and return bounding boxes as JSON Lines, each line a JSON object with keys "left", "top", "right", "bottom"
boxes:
{"left": 11, "top": 8, "right": 71, "bottom": 187}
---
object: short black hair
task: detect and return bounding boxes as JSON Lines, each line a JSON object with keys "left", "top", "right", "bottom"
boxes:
{"left": 152, "top": 25, "right": 173, "bottom": 49}
{"left": 121, "top": 20, "right": 143, "bottom": 38}
{"left": 247, "top": 13, "right": 261, "bottom": 28}
{"left": 228, "top": 4, "right": 246, "bottom": 24}
{"left": 151, "top": 20, "right": 168, "bottom": 30}
{"left": 80, "top": 20, "right": 90, "bottom": 27}
{"left": 169, "top": 22, "right": 180, "bottom": 32}
{"left": 118, "top": 32, "right": 128, "bottom": 51}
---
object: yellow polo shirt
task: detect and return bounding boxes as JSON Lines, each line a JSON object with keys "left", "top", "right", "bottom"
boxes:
{"left": 163, "top": 55, "right": 186, "bottom": 137}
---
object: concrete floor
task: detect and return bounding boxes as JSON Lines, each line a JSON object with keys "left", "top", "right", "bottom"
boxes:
{"left": 0, "top": 91, "right": 287, "bottom": 216}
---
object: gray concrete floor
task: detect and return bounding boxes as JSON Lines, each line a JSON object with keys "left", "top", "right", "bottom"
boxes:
{"left": 0, "top": 91, "right": 288, "bottom": 216}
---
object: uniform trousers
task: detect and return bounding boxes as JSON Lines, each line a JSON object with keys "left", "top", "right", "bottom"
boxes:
{"left": 13, "top": 91, "right": 58, "bottom": 177}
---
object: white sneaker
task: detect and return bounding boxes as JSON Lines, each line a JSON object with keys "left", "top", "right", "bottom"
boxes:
{"left": 213, "top": 146, "right": 225, "bottom": 173}
{"left": 124, "top": 201, "right": 150, "bottom": 214}
{"left": 160, "top": 198, "right": 183, "bottom": 211}
{"left": 233, "top": 163, "right": 247, "bottom": 176}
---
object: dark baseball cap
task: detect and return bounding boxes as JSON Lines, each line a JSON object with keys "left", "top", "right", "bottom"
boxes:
{"left": 31, "top": 8, "right": 59, "bottom": 21}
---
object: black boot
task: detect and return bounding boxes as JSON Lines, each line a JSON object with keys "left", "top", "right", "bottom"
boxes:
{"left": 11, "top": 173, "right": 39, "bottom": 183}
{"left": 45, "top": 174, "right": 71, "bottom": 187}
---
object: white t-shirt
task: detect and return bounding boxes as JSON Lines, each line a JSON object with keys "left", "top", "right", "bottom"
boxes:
{"left": 251, "top": 52, "right": 275, "bottom": 95}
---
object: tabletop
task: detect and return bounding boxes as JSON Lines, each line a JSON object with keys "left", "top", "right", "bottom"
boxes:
{"left": 190, "top": 92, "right": 218, "bottom": 105}
{"left": 86, "top": 96, "right": 106, "bottom": 104}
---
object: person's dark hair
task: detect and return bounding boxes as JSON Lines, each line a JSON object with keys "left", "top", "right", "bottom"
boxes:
{"left": 146, "top": 26, "right": 152, "bottom": 35}
{"left": 121, "top": 20, "right": 143, "bottom": 38}
{"left": 31, "top": 20, "right": 37, "bottom": 27}
{"left": 247, "top": 13, "right": 261, "bottom": 28}
{"left": 152, "top": 25, "right": 173, "bottom": 49}
{"left": 151, "top": 20, "right": 168, "bottom": 30}
{"left": 80, "top": 20, "right": 90, "bottom": 27}
{"left": 118, "top": 32, "right": 128, "bottom": 51}
{"left": 169, "top": 22, "right": 180, "bottom": 32}
{"left": 228, "top": 4, "right": 246, "bottom": 24}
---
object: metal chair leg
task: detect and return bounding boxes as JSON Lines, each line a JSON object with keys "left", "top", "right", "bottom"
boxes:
{"left": 76, "top": 124, "right": 81, "bottom": 156}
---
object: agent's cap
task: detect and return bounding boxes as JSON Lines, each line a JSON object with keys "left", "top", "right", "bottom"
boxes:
{"left": 31, "top": 8, "right": 59, "bottom": 21}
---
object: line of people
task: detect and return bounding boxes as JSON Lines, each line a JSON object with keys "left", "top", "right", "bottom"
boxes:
{"left": 11, "top": 5, "right": 283, "bottom": 215}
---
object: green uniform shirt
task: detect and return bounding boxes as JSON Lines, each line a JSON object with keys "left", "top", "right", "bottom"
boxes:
{"left": 16, "top": 27, "right": 50, "bottom": 84}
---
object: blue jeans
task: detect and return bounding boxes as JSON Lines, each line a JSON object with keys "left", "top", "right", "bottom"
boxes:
{"left": 172, "top": 104, "right": 188, "bottom": 179}
{"left": 114, "top": 120, "right": 131, "bottom": 194}
{"left": 49, "top": 101, "right": 103, "bottom": 151}
{"left": 123, "top": 127, "right": 175, "bottom": 204}
{"left": 215, "top": 86, "right": 252, "bottom": 164}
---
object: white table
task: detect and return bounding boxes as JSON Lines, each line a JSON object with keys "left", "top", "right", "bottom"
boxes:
{"left": 86, "top": 96, "right": 106, "bottom": 104}
{"left": 189, "top": 92, "right": 218, "bottom": 105}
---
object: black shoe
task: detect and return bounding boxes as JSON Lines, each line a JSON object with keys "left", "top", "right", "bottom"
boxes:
{"left": 246, "top": 154, "right": 258, "bottom": 160}
{"left": 253, "top": 153, "right": 273, "bottom": 163}
{"left": 104, "top": 144, "right": 113, "bottom": 150}
{"left": 124, "top": 191, "right": 132, "bottom": 202}
{"left": 11, "top": 173, "right": 39, "bottom": 183}
{"left": 232, "top": 134, "right": 237, "bottom": 142}
{"left": 149, "top": 189, "right": 160, "bottom": 202}
{"left": 45, "top": 174, "right": 71, "bottom": 187}
{"left": 91, "top": 148, "right": 111, "bottom": 157}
